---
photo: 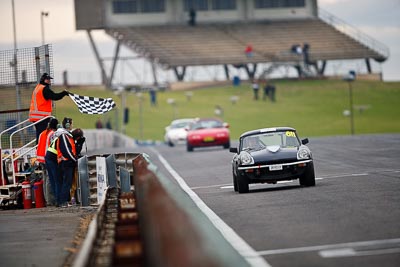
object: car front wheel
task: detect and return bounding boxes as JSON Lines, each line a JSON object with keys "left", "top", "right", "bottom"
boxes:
{"left": 299, "top": 163, "right": 316, "bottom": 187}
{"left": 232, "top": 167, "right": 238, "bottom": 192}
{"left": 223, "top": 141, "right": 230, "bottom": 149}
{"left": 187, "top": 143, "right": 193, "bottom": 152}
{"left": 237, "top": 172, "right": 249, "bottom": 193}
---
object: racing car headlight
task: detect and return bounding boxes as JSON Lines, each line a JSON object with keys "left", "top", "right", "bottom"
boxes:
{"left": 297, "top": 148, "right": 310, "bottom": 160}
{"left": 240, "top": 151, "right": 254, "bottom": 165}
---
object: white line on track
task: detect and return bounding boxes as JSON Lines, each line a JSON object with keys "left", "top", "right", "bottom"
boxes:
{"left": 256, "top": 238, "right": 400, "bottom": 257}
{"left": 190, "top": 183, "right": 232, "bottom": 190}
{"left": 190, "top": 169, "right": 400, "bottom": 191}
{"left": 319, "top": 247, "right": 400, "bottom": 258}
{"left": 191, "top": 170, "right": 400, "bottom": 191}
{"left": 153, "top": 149, "right": 271, "bottom": 267}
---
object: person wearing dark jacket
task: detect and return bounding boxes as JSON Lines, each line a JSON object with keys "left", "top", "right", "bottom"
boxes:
{"left": 58, "top": 118, "right": 77, "bottom": 207}
{"left": 45, "top": 117, "right": 74, "bottom": 207}
{"left": 29, "top": 73, "right": 69, "bottom": 143}
{"left": 70, "top": 128, "right": 85, "bottom": 205}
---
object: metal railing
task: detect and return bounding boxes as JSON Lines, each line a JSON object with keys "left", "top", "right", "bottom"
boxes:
{"left": 318, "top": 8, "right": 390, "bottom": 61}
{"left": 0, "top": 116, "right": 53, "bottom": 185}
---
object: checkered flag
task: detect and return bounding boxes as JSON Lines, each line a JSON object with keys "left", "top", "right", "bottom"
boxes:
{"left": 69, "top": 93, "right": 116, "bottom": 114}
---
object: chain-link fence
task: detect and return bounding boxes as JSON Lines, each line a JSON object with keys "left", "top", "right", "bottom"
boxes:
{"left": 0, "top": 45, "right": 53, "bottom": 149}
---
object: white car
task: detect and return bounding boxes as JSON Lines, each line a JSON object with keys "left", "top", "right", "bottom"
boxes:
{"left": 164, "top": 118, "right": 195, "bottom": 147}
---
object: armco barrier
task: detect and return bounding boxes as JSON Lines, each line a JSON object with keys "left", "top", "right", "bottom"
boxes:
{"left": 132, "top": 154, "right": 253, "bottom": 267}
{"left": 74, "top": 153, "right": 258, "bottom": 267}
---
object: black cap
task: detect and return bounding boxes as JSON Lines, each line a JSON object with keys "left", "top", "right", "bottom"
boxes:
{"left": 41, "top": 73, "right": 53, "bottom": 80}
{"left": 48, "top": 118, "right": 59, "bottom": 130}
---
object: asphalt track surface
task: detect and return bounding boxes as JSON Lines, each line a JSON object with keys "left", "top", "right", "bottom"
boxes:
{"left": 0, "top": 134, "right": 399, "bottom": 267}
{"left": 140, "top": 134, "right": 400, "bottom": 267}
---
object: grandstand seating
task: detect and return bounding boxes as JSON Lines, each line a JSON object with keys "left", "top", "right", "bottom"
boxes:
{"left": 106, "top": 19, "right": 386, "bottom": 69}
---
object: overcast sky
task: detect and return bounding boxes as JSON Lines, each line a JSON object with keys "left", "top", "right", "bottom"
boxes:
{"left": 0, "top": 0, "right": 399, "bottom": 84}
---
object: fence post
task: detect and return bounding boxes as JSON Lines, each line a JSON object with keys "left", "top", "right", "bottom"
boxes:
{"left": 78, "top": 156, "right": 90, "bottom": 206}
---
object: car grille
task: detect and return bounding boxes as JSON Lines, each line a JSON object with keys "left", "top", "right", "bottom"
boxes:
{"left": 243, "top": 163, "right": 307, "bottom": 181}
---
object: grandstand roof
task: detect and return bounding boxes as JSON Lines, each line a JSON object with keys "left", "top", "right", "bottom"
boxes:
{"left": 105, "top": 19, "right": 387, "bottom": 69}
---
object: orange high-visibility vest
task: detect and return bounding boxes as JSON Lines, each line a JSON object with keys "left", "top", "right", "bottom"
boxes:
{"left": 36, "top": 129, "right": 55, "bottom": 163}
{"left": 29, "top": 84, "right": 52, "bottom": 122}
{"left": 58, "top": 134, "right": 76, "bottom": 162}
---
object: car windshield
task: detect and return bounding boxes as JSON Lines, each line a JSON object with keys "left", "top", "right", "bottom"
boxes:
{"left": 241, "top": 130, "right": 300, "bottom": 151}
{"left": 191, "top": 120, "right": 223, "bottom": 130}
{"left": 170, "top": 121, "right": 192, "bottom": 129}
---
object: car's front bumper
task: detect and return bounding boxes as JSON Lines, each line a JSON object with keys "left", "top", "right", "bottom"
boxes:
{"left": 238, "top": 159, "right": 313, "bottom": 182}
{"left": 188, "top": 136, "right": 229, "bottom": 147}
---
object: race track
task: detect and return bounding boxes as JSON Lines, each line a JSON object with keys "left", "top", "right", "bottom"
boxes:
{"left": 139, "top": 134, "right": 400, "bottom": 267}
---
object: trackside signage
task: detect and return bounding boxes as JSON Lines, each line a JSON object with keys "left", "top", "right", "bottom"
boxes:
{"left": 96, "top": 157, "right": 108, "bottom": 203}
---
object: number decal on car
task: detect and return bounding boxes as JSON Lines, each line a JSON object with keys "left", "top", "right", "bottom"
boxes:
{"left": 285, "top": 131, "right": 296, "bottom": 137}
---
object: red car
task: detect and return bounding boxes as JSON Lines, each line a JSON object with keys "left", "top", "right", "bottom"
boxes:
{"left": 186, "top": 118, "right": 230, "bottom": 152}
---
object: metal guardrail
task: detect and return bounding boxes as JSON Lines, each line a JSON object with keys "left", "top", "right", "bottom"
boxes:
{"left": 318, "top": 8, "right": 390, "bottom": 61}
{"left": 74, "top": 153, "right": 260, "bottom": 267}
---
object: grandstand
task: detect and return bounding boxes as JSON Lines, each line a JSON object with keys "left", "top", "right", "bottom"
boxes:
{"left": 74, "top": 0, "right": 389, "bottom": 85}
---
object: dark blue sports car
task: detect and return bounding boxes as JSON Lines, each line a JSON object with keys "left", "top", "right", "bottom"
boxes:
{"left": 229, "top": 127, "right": 315, "bottom": 193}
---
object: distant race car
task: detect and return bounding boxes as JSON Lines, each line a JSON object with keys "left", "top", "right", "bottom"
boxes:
{"left": 229, "top": 127, "right": 315, "bottom": 193}
{"left": 164, "top": 118, "right": 195, "bottom": 146}
{"left": 186, "top": 118, "right": 230, "bottom": 152}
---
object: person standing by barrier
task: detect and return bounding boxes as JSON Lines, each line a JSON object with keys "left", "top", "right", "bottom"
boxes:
{"left": 69, "top": 128, "right": 85, "bottom": 206}
{"left": 29, "top": 73, "right": 69, "bottom": 143}
{"left": 44, "top": 117, "right": 73, "bottom": 207}
{"left": 36, "top": 117, "right": 58, "bottom": 206}
{"left": 36, "top": 118, "right": 58, "bottom": 163}
{"left": 58, "top": 118, "right": 77, "bottom": 207}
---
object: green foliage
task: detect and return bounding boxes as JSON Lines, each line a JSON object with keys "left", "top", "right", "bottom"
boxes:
{"left": 53, "top": 80, "right": 400, "bottom": 140}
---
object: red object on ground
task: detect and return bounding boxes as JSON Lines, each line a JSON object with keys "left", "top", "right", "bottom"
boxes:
{"left": 22, "top": 180, "right": 32, "bottom": 209}
{"left": 34, "top": 180, "right": 45, "bottom": 208}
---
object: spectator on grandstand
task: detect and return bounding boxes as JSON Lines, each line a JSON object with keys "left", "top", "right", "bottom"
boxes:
{"left": 291, "top": 44, "right": 302, "bottom": 55}
{"left": 36, "top": 117, "right": 58, "bottom": 206}
{"left": 303, "top": 43, "right": 310, "bottom": 64}
{"left": 29, "top": 73, "right": 69, "bottom": 143}
{"left": 245, "top": 44, "right": 254, "bottom": 58}
{"left": 189, "top": 8, "right": 196, "bottom": 26}
{"left": 251, "top": 80, "right": 260, "bottom": 100}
